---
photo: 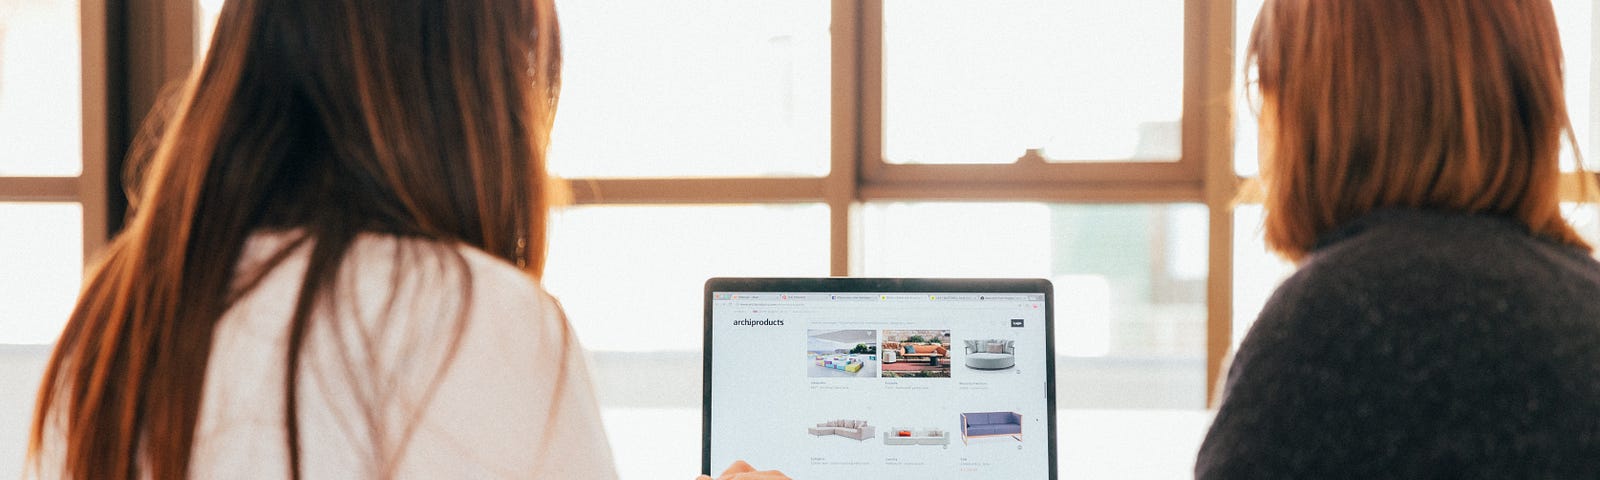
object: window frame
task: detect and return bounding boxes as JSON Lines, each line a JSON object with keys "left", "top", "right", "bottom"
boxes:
{"left": 94, "top": 0, "right": 1600, "bottom": 412}
{"left": 1, "top": 0, "right": 198, "bottom": 251}
{"left": 78, "top": 0, "right": 1243, "bottom": 403}
{"left": 570, "top": 0, "right": 1240, "bottom": 403}
{"left": 12, "top": 7, "right": 1598, "bottom": 480}
{"left": 857, "top": 0, "right": 1206, "bottom": 186}
{"left": 0, "top": 0, "right": 116, "bottom": 260}
{"left": 62, "top": 0, "right": 1235, "bottom": 403}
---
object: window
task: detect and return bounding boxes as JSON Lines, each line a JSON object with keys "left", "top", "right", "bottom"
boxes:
{"left": 544, "top": 204, "right": 831, "bottom": 351}
{"left": 0, "top": 203, "right": 83, "bottom": 343}
{"left": 550, "top": 1, "right": 831, "bottom": 178}
{"left": 0, "top": 0, "right": 101, "bottom": 476}
{"left": 548, "top": 2, "right": 1228, "bottom": 477}
{"left": 0, "top": 0, "right": 95, "bottom": 343}
{"left": 883, "top": 0, "right": 1185, "bottom": 164}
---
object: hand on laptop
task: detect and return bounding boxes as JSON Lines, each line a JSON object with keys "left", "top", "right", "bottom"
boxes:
{"left": 696, "top": 460, "right": 789, "bottom": 480}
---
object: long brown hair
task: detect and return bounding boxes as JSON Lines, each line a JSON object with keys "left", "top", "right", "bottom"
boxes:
{"left": 1248, "top": 0, "right": 1588, "bottom": 260}
{"left": 29, "top": 0, "right": 562, "bottom": 477}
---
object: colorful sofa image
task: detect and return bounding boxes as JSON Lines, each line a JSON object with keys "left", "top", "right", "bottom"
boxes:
{"left": 960, "top": 412, "right": 1022, "bottom": 444}
{"left": 881, "top": 331, "right": 952, "bottom": 377}
{"left": 882, "top": 341, "right": 948, "bottom": 366}
{"left": 882, "top": 427, "right": 950, "bottom": 446}
{"left": 807, "top": 330, "right": 879, "bottom": 377}
{"left": 815, "top": 355, "right": 865, "bottom": 373}
{"left": 964, "top": 339, "right": 1016, "bottom": 370}
{"left": 808, "top": 419, "right": 875, "bottom": 441}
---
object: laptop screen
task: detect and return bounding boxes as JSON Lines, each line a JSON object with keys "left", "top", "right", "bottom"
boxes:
{"left": 703, "top": 278, "right": 1057, "bottom": 479}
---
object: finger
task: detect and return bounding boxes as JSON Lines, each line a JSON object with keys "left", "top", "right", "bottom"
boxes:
{"left": 720, "top": 460, "right": 756, "bottom": 474}
{"left": 731, "top": 470, "right": 790, "bottom": 480}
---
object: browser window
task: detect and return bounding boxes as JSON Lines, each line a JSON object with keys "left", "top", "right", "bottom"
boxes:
{"left": 707, "top": 290, "right": 1052, "bottom": 478}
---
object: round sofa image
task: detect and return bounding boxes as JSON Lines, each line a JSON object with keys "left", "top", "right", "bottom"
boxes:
{"left": 964, "top": 339, "right": 1015, "bottom": 370}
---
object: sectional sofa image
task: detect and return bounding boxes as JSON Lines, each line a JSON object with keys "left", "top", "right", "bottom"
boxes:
{"left": 960, "top": 411, "right": 1022, "bottom": 444}
{"left": 808, "top": 419, "right": 875, "bottom": 441}
{"left": 815, "top": 355, "right": 864, "bottom": 373}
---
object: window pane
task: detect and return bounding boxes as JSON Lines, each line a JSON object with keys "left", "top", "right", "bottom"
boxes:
{"left": 548, "top": 1, "right": 830, "bottom": 178}
{"left": 861, "top": 202, "right": 1207, "bottom": 408}
{"left": 884, "top": 0, "right": 1184, "bottom": 164}
{"left": 198, "top": 0, "right": 223, "bottom": 59}
{"left": 1555, "top": 0, "right": 1595, "bottom": 169}
{"left": 543, "top": 205, "right": 829, "bottom": 460}
{"left": 1563, "top": 202, "right": 1600, "bottom": 248}
{"left": 199, "top": 2, "right": 834, "bottom": 179}
{"left": 0, "top": 203, "right": 82, "bottom": 344}
{"left": 1235, "top": 0, "right": 1598, "bottom": 175}
{"left": 0, "top": 0, "right": 82, "bottom": 176}
{"left": 1234, "top": 0, "right": 1265, "bottom": 176}
{"left": 1231, "top": 205, "right": 1293, "bottom": 348}
{"left": 0, "top": 345, "right": 49, "bottom": 478}
{"left": 543, "top": 204, "right": 829, "bottom": 351}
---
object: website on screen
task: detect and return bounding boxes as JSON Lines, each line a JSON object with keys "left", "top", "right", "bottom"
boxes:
{"left": 708, "top": 291, "right": 1051, "bottom": 478}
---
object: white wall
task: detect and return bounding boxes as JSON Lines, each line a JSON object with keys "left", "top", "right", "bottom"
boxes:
{"left": 0, "top": 345, "right": 47, "bottom": 478}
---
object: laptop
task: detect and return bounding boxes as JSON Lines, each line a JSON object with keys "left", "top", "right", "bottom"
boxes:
{"left": 702, "top": 278, "right": 1057, "bottom": 479}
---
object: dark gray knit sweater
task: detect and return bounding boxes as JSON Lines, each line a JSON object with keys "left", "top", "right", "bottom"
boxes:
{"left": 1197, "top": 209, "right": 1600, "bottom": 479}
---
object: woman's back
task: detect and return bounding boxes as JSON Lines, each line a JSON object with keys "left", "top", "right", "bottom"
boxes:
{"left": 188, "top": 232, "right": 615, "bottom": 478}
{"left": 1198, "top": 209, "right": 1600, "bottom": 477}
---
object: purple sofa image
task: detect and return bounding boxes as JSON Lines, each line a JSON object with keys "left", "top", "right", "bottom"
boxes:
{"left": 960, "top": 411, "right": 1022, "bottom": 444}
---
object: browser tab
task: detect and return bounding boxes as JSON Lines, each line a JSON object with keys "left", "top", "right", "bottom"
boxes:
{"left": 828, "top": 294, "right": 879, "bottom": 301}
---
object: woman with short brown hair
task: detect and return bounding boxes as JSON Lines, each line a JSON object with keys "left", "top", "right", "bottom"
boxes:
{"left": 1199, "top": 0, "right": 1600, "bottom": 476}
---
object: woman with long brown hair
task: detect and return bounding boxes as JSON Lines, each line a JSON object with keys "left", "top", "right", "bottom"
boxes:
{"left": 26, "top": 0, "right": 613, "bottom": 477}
{"left": 1200, "top": 0, "right": 1600, "bottom": 476}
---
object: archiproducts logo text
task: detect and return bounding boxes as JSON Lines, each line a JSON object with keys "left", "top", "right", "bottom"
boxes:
{"left": 733, "top": 318, "right": 784, "bottom": 326}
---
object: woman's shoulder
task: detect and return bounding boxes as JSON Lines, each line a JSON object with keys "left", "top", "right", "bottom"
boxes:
{"left": 1246, "top": 208, "right": 1600, "bottom": 365}
{"left": 1297, "top": 209, "right": 1600, "bottom": 297}
{"left": 343, "top": 232, "right": 560, "bottom": 320}
{"left": 339, "top": 232, "right": 547, "bottom": 290}
{"left": 206, "top": 233, "right": 605, "bottom": 478}
{"left": 232, "top": 231, "right": 561, "bottom": 331}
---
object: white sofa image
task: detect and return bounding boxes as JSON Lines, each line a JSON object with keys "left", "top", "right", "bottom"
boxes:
{"left": 882, "top": 428, "right": 950, "bottom": 446}
{"left": 964, "top": 339, "right": 1015, "bottom": 370}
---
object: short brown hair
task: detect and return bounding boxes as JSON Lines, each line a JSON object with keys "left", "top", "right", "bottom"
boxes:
{"left": 1248, "top": 0, "right": 1589, "bottom": 260}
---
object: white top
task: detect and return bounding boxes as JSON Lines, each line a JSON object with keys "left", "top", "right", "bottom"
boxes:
{"left": 184, "top": 232, "right": 618, "bottom": 478}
